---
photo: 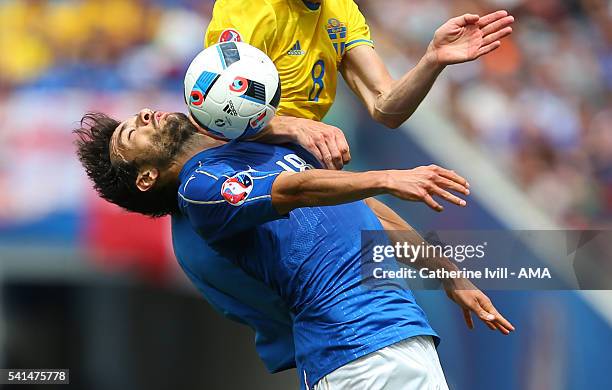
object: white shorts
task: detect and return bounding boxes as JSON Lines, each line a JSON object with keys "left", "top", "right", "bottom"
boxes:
{"left": 313, "top": 336, "right": 449, "bottom": 390}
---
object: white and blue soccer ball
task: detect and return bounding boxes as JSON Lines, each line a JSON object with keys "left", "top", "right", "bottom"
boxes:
{"left": 184, "top": 42, "right": 281, "bottom": 139}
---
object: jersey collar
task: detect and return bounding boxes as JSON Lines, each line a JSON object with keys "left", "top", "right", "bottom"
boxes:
{"left": 178, "top": 144, "right": 229, "bottom": 183}
{"left": 300, "top": 0, "right": 321, "bottom": 11}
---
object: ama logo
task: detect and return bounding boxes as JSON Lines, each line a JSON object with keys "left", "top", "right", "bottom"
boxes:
{"left": 221, "top": 172, "right": 253, "bottom": 206}
{"left": 218, "top": 29, "right": 242, "bottom": 43}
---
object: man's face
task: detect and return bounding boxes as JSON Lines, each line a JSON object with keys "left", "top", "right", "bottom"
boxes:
{"left": 110, "top": 108, "right": 196, "bottom": 167}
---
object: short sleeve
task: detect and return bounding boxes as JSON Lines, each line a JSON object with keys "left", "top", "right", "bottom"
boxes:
{"left": 179, "top": 167, "right": 285, "bottom": 241}
{"left": 204, "top": 0, "right": 277, "bottom": 54}
{"left": 344, "top": 0, "right": 374, "bottom": 53}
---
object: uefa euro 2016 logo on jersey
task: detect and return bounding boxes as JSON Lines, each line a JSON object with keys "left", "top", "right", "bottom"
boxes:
{"left": 218, "top": 28, "right": 242, "bottom": 43}
{"left": 221, "top": 172, "right": 253, "bottom": 206}
{"left": 326, "top": 18, "right": 347, "bottom": 55}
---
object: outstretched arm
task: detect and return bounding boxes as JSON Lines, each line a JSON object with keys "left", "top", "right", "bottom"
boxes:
{"left": 271, "top": 164, "right": 469, "bottom": 215}
{"left": 271, "top": 166, "right": 513, "bottom": 334}
{"left": 340, "top": 11, "right": 514, "bottom": 129}
{"left": 364, "top": 197, "right": 515, "bottom": 335}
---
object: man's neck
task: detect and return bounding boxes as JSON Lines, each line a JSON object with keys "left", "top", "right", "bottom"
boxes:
{"left": 165, "top": 133, "right": 227, "bottom": 183}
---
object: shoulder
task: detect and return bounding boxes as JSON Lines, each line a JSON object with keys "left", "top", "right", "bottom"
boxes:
{"left": 342, "top": 0, "right": 361, "bottom": 10}
{"left": 325, "top": 0, "right": 357, "bottom": 15}
{"left": 178, "top": 164, "right": 231, "bottom": 205}
{"left": 179, "top": 162, "right": 276, "bottom": 208}
{"left": 211, "top": 0, "right": 277, "bottom": 26}
{"left": 339, "top": 0, "right": 369, "bottom": 23}
{"left": 208, "top": 0, "right": 278, "bottom": 49}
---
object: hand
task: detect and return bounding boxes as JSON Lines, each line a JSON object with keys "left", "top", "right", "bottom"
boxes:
{"left": 443, "top": 278, "right": 515, "bottom": 335}
{"left": 255, "top": 116, "right": 351, "bottom": 170}
{"left": 289, "top": 117, "right": 351, "bottom": 170}
{"left": 428, "top": 10, "right": 515, "bottom": 66}
{"left": 384, "top": 165, "right": 470, "bottom": 212}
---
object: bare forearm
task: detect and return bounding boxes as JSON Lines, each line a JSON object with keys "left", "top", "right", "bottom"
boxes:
{"left": 341, "top": 45, "right": 445, "bottom": 129}
{"left": 247, "top": 115, "right": 298, "bottom": 144}
{"left": 372, "top": 50, "right": 444, "bottom": 128}
{"left": 273, "top": 164, "right": 469, "bottom": 215}
{"left": 388, "top": 231, "right": 460, "bottom": 274}
{"left": 343, "top": 11, "right": 514, "bottom": 130}
{"left": 366, "top": 200, "right": 515, "bottom": 333}
{"left": 365, "top": 198, "right": 458, "bottom": 273}
{"left": 272, "top": 170, "right": 387, "bottom": 214}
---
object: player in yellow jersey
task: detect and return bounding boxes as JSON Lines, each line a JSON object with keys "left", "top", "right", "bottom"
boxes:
{"left": 207, "top": 0, "right": 373, "bottom": 121}
{"left": 205, "top": 0, "right": 514, "bottom": 171}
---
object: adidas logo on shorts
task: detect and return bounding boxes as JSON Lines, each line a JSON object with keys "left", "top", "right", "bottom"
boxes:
{"left": 287, "top": 40, "right": 306, "bottom": 56}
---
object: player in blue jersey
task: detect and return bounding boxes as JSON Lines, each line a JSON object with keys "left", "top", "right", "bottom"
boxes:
{"left": 75, "top": 109, "right": 514, "bottom": 389}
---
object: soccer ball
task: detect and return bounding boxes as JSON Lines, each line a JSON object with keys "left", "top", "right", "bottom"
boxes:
{"left": 184, "top": 42, "right": 281, "bottom": 139}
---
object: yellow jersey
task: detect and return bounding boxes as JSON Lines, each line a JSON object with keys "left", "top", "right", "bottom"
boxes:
{"left": 205, "top": 0, "right": 374, "bottom": 121}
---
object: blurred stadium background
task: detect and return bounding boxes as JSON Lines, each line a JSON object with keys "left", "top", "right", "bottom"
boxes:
{"left": 0, "top": 0, "right": 611, "bottom": 389}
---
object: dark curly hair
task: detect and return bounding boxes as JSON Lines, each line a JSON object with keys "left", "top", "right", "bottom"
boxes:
{"left": 74, "top": 112, "right": 179, "bottom": 217}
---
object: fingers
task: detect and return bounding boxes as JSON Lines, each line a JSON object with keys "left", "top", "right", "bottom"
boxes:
{"left": 475, "top": 13, "right": 514, "bottom": 60}
{"left": 433, "top": 166, "right": 470, "bottom": 189}
{"left": 476, "top": 41, "right": 501, "bottom": 58}
{"left": 305, "top": 141, "right": 325, "bottom": 166}
{"left": 334, "top": 131, "right": 351, "bottom": 166}
{"left": 484, "top": 320, "right": 497, "bottom": 331}
{"left": 481, "top": 14, "right": 515, "bottom": 36}
{"left": 478, "top": 296, "right": 515, "bottom": 333}
{"left": 431, "top": 185, "right": 467, "bottom": 207}
{"left": 481, "top": 312, "right": 508, "bottom": 334}
{"left": 473, "top": 297, "right": 515, "bottom": 335}
{"left": 418, "top": 165, "right": 470, "bottom": 209}
{"left": 307, "top": 126, "right": 350, "bottom": 170}
{"left": 423, "top": 193, "right": 443, "bottom": 212}
{"left": 312, "top": 131, "right": 340, "bottom": 170}
{"left": 452, "top": 13, "right": 480, "bottom": 27}
{"left": 477, "top": 10, "right": 509, "bottom": 28}
{"left": 476, "top": 307, "right": 499, "bottom": 326}
{"left": 395, "top": 165, "right": 470, "bottom": 210}
{"left": 487, "top": 319, "right": 510, "bottom": 335}
{"left": 435, "top": 176, "right": 470, "bottom": 196}
{"left": 451, "top": 288, "right": 515, "bottom": 335}
{"left": 323, "top": 136, "right": 344, "bottom": 170}
{"left": 316, "top": 142, "right": 335, "bottom": 170}
{"left": 482, "top": 27, "right": 513, "bottom": 46}
{"left": 462, "top": 308, "right": 474, "bottom": 330}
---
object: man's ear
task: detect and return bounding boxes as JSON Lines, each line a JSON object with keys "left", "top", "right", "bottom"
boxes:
{"left": 136, "top": 168, "right": 159, "bottom": 192}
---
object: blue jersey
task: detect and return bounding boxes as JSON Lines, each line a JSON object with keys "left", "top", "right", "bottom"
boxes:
{"left": 176, "top": 141, "right": 438, "bottom": 387}
{"left": 172, "top": 214, "right": 296, "bottom": 373}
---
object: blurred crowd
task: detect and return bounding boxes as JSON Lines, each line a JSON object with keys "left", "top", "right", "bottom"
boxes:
{"left": 363, "top": 0, "right": 612, "bottom": 226}
{"left": 0, "top": 0, "right": 211, "bottom": 91}
{"left": 0, "top": 0, "right": 610, "bottom": 227}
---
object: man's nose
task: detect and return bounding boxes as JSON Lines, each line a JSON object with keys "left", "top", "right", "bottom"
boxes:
{"left": 137, "top": 109, "right": 153, "bottom": 125}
